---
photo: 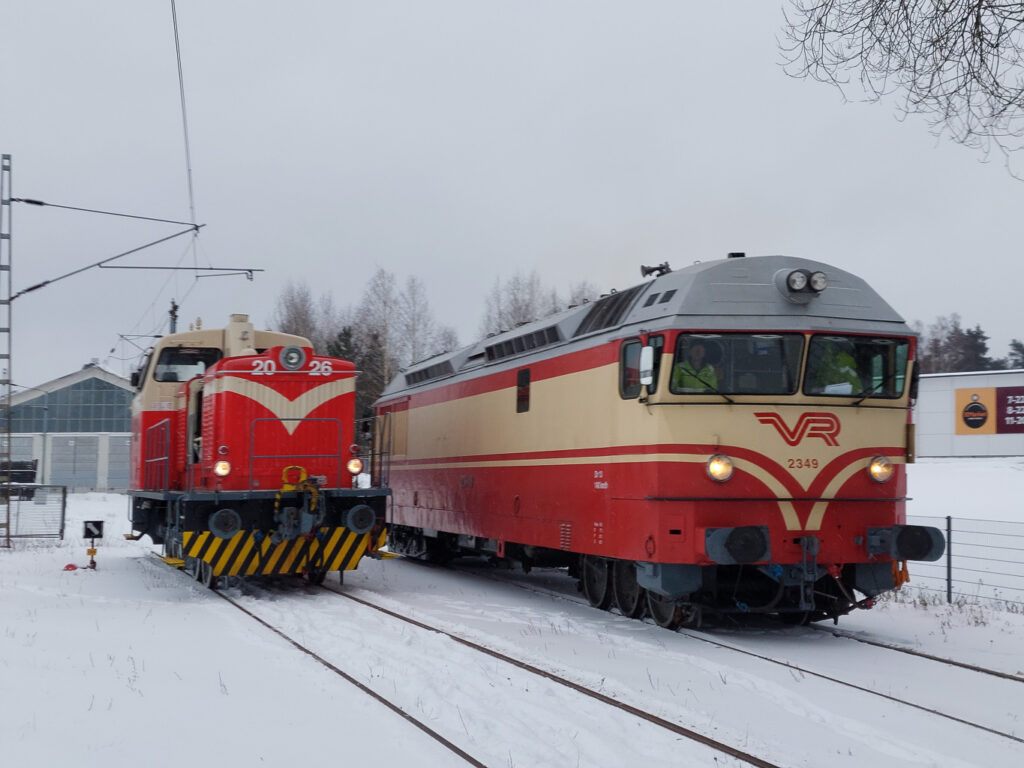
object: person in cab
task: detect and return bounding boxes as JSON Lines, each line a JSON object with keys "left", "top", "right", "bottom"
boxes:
{"left": 812, "top": 338, "right": 861, "bottom": 395}
{"left": 672, "top": 340, "right": 718, "bottom": 391}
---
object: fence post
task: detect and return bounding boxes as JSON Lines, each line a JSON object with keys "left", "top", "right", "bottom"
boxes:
{"left": 946, "top": 515, "right": 953, "bottom": 604}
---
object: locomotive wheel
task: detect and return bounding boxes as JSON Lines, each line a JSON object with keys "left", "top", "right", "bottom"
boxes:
{"left": 580, "top": 555, "right": 612, "bottom": 609}
{"left": 611, "top": 560, "right": 647, "bottom": 618}
{"left": 646, "top": 591, "right": 683, "bottom": 630}
{"left": 306, "top": 567, "right": 327, "bottom": 585}
{"left": 198, "top": 560, "right": 217, "bottom": 590}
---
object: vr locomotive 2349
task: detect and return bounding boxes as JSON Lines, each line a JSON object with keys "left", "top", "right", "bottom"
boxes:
{"left": 127, "top": 314, "right": 388, "bottom": 587}
{"left": 376, "top": 254, "right": 944, "bottom": 626}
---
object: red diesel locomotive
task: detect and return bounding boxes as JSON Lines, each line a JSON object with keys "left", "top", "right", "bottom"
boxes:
{"left": 375, "top": 254, "right": 944, "bottom": 626}
{"left": 128, "top": 314, "right": 388, "bottom": 587}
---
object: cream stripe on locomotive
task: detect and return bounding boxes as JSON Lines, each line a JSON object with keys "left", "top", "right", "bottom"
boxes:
{"left": 205, "top": 376, "right": 355, "bottom": 435}
{"left": 400, "top": 363, "right": 904, "bottom": 460}
{"left": 397, "top": 362, "right": 903, "bottom": 461}
{"left": 182, "top": 527, "right": 384, "bottom": 576}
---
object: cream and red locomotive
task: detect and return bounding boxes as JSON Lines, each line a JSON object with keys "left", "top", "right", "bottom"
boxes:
{"left": 128, "top": 314, "right": 387, "bottom": 587}
{"left": 376, "top": 254, "right": 944, "bottom": 625}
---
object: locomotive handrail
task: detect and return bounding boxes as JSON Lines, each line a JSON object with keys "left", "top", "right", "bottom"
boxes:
{"left": 143, "top": 418, "right": 171, "bottom": 490}
{"left": 357, "top": 413, "right": 391, "bottom": 489}
{"left": 248, "top": 417, "right": 344, "bottom": 490}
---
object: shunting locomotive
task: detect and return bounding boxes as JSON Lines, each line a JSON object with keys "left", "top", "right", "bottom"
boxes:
{"left": 127, "top": 313, "right": 388, "bottom": 587}
{"left": 376, "top": 254, "right": 944, "bottom": 626}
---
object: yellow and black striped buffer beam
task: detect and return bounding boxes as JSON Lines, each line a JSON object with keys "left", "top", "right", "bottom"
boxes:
{"left": 182, "top": 527, "right": 386, "bottom": 577}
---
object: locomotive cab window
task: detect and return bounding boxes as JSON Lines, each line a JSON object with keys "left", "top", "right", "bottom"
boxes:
{"left": 620, "top": 341, "right": 642, "bottom": 398}
{"left": 621, "top": 336, "right": 664, "bottom": 398}
{"left": 670, "top": 333, "right": 802, "bottom": 395}
{"left": 804, "top": 335, "right": 909, "bottom": 398}
{"left": 154, "top": 347, "right": 222, "bottom": 383}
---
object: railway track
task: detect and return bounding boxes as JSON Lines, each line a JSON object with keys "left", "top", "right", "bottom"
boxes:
{"left": 317, "top": 581, "right": 783, "bottom": 768}
{"left": 149, "top": 552, "right": 1023, "bottom": 764}
{"left": 436, "top": 560, "right": 1024, "bottom": 746}
{"left": 808, "top": 623, "right": 1024, "bottom": 684}
{"left": 209, "top": 586, "right": 489, "bottom": 768}
{"left": 205, "top": 569, "right": 785, "bottom": 768}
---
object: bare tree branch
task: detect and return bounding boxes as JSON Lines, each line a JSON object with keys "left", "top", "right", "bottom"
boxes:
{"left": 782, "top": 1, "right": 1024, "bottom": 169}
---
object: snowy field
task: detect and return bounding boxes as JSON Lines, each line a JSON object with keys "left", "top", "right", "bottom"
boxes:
{"left": 2, "top": 457, "right": 1023, "bottom": 767}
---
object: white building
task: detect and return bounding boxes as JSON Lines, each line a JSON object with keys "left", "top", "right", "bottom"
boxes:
{"left": 915, "top": 369, "right": 1024, "bottom": 457}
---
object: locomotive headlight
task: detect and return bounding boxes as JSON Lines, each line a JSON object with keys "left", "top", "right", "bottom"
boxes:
{"left": 868, "top": 456, "right": 894, "bottom": 483}
{"left": 706, "top": 454, "right": 734, "bottom": 482}
{"left": 279, "top": 345, "right": 307, "bottom": 371}
{"left": 213, "top": 460, "right": 232, "bottom": 477}
{"left": 346, "top": 457, "right": 364, "bottom": 475}
{"left": 809, "top": 271, "right": 828, "bottom": 292}
{"left": 787, "top": 270, "right": 808, "bottom": 291}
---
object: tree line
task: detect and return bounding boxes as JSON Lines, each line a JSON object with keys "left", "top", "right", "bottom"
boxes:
{"left": 913, "top": 315, "right": 1024, "bottom": 374}
{"left": 273, "top": 268, "right": 597, "bottom": 417}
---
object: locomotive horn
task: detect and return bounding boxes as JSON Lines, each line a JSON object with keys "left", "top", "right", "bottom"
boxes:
{"left": 640, "top": 262, "right": 672, "bottom": 278}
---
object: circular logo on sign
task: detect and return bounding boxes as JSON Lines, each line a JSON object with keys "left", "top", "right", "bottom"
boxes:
{"left": 962, "top": 395, "right": 988, "bottom": 429}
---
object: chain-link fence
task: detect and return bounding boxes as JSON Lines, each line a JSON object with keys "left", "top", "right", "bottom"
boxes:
{"left": 4, "top": 485, "right": 67, "bottom": 539}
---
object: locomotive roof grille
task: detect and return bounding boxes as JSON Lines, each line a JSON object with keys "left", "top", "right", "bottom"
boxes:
{"left": 573, "top": 284, "right": 646, "bottom": 336}
{"left": 485, "top": 325, "right": 562, "bottom": 362}
{"left": 405, "top": 360, "right": 455, "bottom": 386}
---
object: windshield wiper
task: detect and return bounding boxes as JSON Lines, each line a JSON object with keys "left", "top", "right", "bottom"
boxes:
{"left": 853, "top": 372, "right": 896, "bottom": 405}
{"left": 691, "top": 373, "right": 734, "bottom": 404}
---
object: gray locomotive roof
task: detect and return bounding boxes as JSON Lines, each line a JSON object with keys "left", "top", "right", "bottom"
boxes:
{"left": 380, "top": 254, "right": 910, "bottom": 398}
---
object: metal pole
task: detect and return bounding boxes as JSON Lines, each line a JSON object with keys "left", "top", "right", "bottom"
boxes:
{"left": 946, "top": 515, "right": 953, "bottom": 604}
{"left": 41, "top": 391, "right": 48, "bottom": 484}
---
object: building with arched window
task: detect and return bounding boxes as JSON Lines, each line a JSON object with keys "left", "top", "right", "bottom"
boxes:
{"left": 4, "top": 364, "right": 133, "bottom": 490}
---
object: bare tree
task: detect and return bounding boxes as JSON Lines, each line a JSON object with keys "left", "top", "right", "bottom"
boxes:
{"left": 568, "top": 280, "right": 599, "bottom": 306}
{"left": 273, "top": 281, "right": 318, "bottom": 345}
{"left": 276, "top": 271, "right": 457, "bottom": 411}
{"left": 480, "top": 270, "right": 551, "bottom": 337}
{"left": 354, "top": 268, "right": 401, "bottom": 387}
{"left": 782, "top": 2, "right": 1024, "bottom": 167}
{"left": 397, "top": 276, "right": 436, "bottom": 366}
{"left": 396, "top": 276, "right": 458, "bottom": 366}
{"left": 272, "top": 280, "right": 344, "bottom": 353}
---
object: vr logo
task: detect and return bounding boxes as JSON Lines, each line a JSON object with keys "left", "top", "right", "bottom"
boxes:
{"left": 755, "top": 412, "right": 841, "bottom": 447}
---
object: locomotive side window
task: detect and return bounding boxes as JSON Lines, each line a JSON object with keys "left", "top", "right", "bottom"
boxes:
{"left": 670, "top": 333, "right": 802, "bottom": 395}
{"left": 153, "top": 347, "right": 223, "bottom": 383}
{"left": 620, "top": 340, "right": 642, "bottom": 399}
{"left": 516, "top": 368, "right": 531, "bottom": 413}
{"left": 804, "top": 335, "right": 909, "bottom": 398}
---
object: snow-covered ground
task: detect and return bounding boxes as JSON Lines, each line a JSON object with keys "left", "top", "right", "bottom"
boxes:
{"left": 2, "top": 458, "right": 1023, "bottom": 767}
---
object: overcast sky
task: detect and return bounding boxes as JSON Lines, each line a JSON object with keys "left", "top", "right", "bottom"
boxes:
{"left": 3, "top": 1, "right": 1023, "bottom": 388}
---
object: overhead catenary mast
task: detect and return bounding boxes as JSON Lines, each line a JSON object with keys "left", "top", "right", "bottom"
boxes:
{"left": 1, "top": 155, "right": 13, "bottom": 547}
